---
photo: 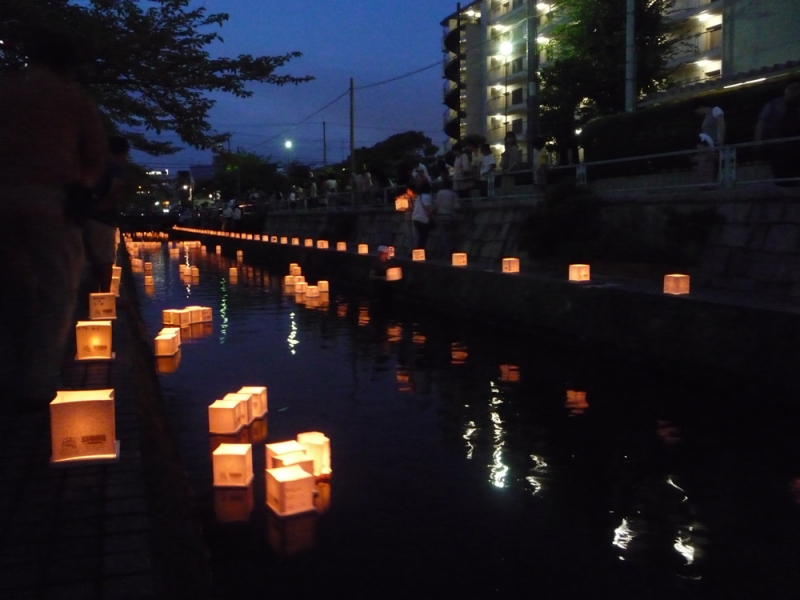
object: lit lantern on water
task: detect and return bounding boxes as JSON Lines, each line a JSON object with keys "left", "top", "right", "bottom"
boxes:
{"left": 502, "top": 257, "right": 520, "bottom": 273}
{"left": 664, "top": 274, "right": 690, "bottom": 295}
{"left": 317, "top": 240, "right": 329, "bottom": 249}
{"left": 271, "top": 236, "right": 278, "bottom": 243}
{"left": 266, "top": 465, "right": 317, "bottom": 516}
{"left": 412, "top": 249, "right": 425, "bottom": 261}
{"left": 284, "top": 275, "right": 296, "bottom": 286}
{"left": 247, "top": 234, "right": 253, "bottom": 240}
{"left": 208, "top": 398, "right": 247, "bottom": 434}
{"left": 154, "top": 330, "right": 180, "bottom": 356}
{"left": 50, "top": 389, "right": 119, "bottom": 464}
{"left": 163, "top": 308, "right": 192, "bottom": 326}
{"left": 295, "top": 275, "right": 305, "bottom": 283}
{"left": 272, "top": 451, "right": 314, "bottom": 475}
{"left": 266, "top": 440, "right": 308, "bottom": 470}
{"left": 144, "top": 262, "right": 153, "bottom": 273}
{"left": 214, "top": 485, "right": 254, "bottom": 523}
{"left": 289, "top": 264, "right": 302, "bottom": 276}
{"left": 452, "top": 252, "right": 468, "bottom": 267}
{"left": 238, "top": 386, "right": 268, "bottom": 419}
{"left": 237, "top": 250, "right": 243, "bottom": 259}
{"left": 306, "top": 285, "right": 319, "bottom": 298}
{"left": 318, "top": 281, "right": 329, "bottom": 293}
{"left": 229, "top": 267, "right": 238, "bottom": 279}
{"left": 212, "top": 443, "right": 254, "bottom": 487}
{"left": 499, "top": 364, "right": 520, "bottom": 383}
{"left": 304, "top": 239, "right": 313, "bottom": 247}
{"left": 337, "top": 242, "right": 346, "bottom": 251}
{"left": 75, "top": 320, "right": 113, "bottom": 360}
{"left": 281, "top": 237, "right": 288, "bottom": 244}
{"left": 190, "top": 266, "right": 199, "bottom": 277}
{"left": 568, "top": 264, "right": 591, "bottom": 282}
{"left": 144, "top": 275, "right": 154, "bottom": 286}
{"left": 357, "top": 244, "right": 368, "bottom": 254}
{"left": 386, "top": 267, "right": 403, "bottom": 281}
{"left": 223, "top": 392, "right": 254, "bottom": 423}
{"left": 295, "top": 281, "right": 308, "bottom": 295}
{"left": 216, "top": 246, "right": 221, "bottom": 254}
{"left": 296, "top": 431, "right": 331, "bottom": 477}
{"left": 565, "top": 390, "right": 589, "bottom": 415}
{"left": 185, "top": 305, "right": 207, "bottom": 323}
{"left": 292, "top": 238, "right": 300, "bottom": 246}
{"left": 89, "top": 292, "right": 116, "bottom": 320}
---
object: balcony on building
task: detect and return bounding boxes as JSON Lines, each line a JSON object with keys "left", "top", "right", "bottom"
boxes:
{"left": 665, "top": 0, "right": 722, "bottom": 21}
{"left": 443, "top": 56, "right": 462, "bottom": 83}
{"left": 443, "top": 83, "right": 461, "bottom": 110}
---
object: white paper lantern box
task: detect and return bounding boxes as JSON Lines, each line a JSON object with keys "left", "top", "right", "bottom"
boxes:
{"left": 185, "top": 305, "right": 213, "bottom": 323}
{"left": 297, "top": 432, "right": 331, "bottom": 477}
{"left": 75, "top": 320, "right": 114, "bottom": 360}
{"left": 163, "top": 308, "right": 192, "bottom": 326}
{"left": 238, "top": 386, "right": 268, "bottom": 419}
{"left": 266, "top": 464, "right": 316, "bottom": 517}
{"left": 89, "top": 292, "right": 116, "bottom": 320}
{"left": 212, "top": 443, "right": 254, "bottom": 487}
{"left": 50, "top": 389, "right": 119, "bottom": 465}
{"left": 154, "top": 330, "right": 180, "bottom": 357}
{"left": 208, "top": 398, "right": 248, "bottom": 434}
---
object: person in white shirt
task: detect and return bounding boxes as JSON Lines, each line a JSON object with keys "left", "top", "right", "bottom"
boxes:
{"left": 478, "top": 143, "right": 496, "bottom": 198}
{"left": 411, "top": 180, "right": 434, "bottom": 251}
{"left": 452, "top": 143, "right": 473, "bottom": 198}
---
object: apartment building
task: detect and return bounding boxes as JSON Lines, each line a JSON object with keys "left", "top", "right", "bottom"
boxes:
{"left": 441, "top": 0, "right": 800, "bottom": 152}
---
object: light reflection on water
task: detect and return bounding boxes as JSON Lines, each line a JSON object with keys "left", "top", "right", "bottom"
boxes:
{"left": 126, "top": 241, "right": 800, "bottom": 599}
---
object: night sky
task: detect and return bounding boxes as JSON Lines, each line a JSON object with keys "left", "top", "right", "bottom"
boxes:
{"left": 134, "top": 0, "right": 463, "bottom": 171}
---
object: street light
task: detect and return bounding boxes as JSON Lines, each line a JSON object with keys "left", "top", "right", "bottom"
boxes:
{"left": 284, "top": 140, "right": 293, "bottom": 149}
{"left": 499, "top": 41, "right": 513, "bottom": 134}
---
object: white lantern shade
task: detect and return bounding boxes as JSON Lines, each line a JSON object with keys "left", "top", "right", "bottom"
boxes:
{"left": 154, "top": 332, "right": 179, "bottom": 357}
{"left": 75, "top": 320, "right": 113, "bottom": 360}
{"left": 208, "top": 399, "right": 247, "bottom": 434}
{"left": 337, "top": 242, "right": 346, "bottom": 251}
{"left": 284, "top": 275, "right": 296, "bottom": 286}
{"left": 502, "top": 257, "right": 520, "bottom": 273}
{"left": 292, "top": 238, "right": 300, "bottom": 246}
{"left": 296, "top": 431, "right": 331, "bottom": 477}
{"left": 386, "top": 267, "right": 403, "bottom": 281}
{"left": 290, "top": 264, "right": 302, "bottom": 276}
{"left": 50, "top": 389, "right": 118, "bottom": 463}
{"left": 395, "top": 197, "right": 409, "bottom": 211}
{"left": 156, "top": 350, "right": 181, "bottom": 374}
{"left": 318, "top": 281, "right": 329, "bottom": 293}
{"left": 163, "top": 308, "right": 191, "bottom": 326}
{"left": 185, "top": 305, "right": 206, "bottom": 324}
{"left": 223, "top": 392, "right": 253, "bottom": 423}
{"left": 212, "top": 443, "right": 253, "bottom": 487}
{"left": 111, "top": 266, "right": 122, "bottom": 278}
{"left": 412, "top": 249, "right": 425, "bottom": 261}
{"left": 266, "top": 465, "right": 316, "bottom": 516}
{"left": 295, "top": 281, "right": 308, "bottom": 295}
{"left": 266, "top": 440, "right": 308, "bottom": 469}
{"left": 569, "top": 264, "right": 591, "bottom": 282}
{"left": 452, "top": 253, "right": 468, "bottom": 266}
{"left": 306, "top": 285, "right": 319, "bottom": 298}
{"left": 238, "top": 386, "right": 268, "bottom": 418}
{"left": 664, "top": 274, "right": 690, "bottom": 295}
{"left": 357, "top": 244, "right": 368, "bottom": 254}
{"left": 89, "top": 292, "right": 116, "bottom": 320}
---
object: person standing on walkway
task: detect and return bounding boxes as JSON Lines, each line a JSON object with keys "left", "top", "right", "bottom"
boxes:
{"left": 411, "top": 181, "right": 434, "bottom": 252}
{"left": 478, "top": 143, "right": 497, "bottom": 198}
{"left": 232, "top": 204, "right": 242, "bottom": 231}
{"left": 84, "top": 136, "right": 129, "bottom": 292}
{"left": 221, "top": 203, "right": 233, "bottom": 231}
{"left": 0, "top": 33, "right": 108, "bottom": 414}
{"left": 433, "top": 179, "right": 459, "bottom": 258}
{"left": 452, "top": 143, "right": 474, "bottom": 199}
{"left": 755, "top": 82, "right": 800, "bottom": 185}
{"left": 694, "top": 101, "right": 726, "bottom": 147}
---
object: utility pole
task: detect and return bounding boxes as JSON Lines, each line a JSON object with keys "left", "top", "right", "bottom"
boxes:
{"left": 526, "top": 0, "right": 540, "bottom": 166}
{"left": 323, "top": 121, "right": 327, "bottom": 167}
{"left": 625, "top": 0, "right": 636, "bottom": 112}
{"left": 349, "top": 78, "right": 355, "bottom": 204}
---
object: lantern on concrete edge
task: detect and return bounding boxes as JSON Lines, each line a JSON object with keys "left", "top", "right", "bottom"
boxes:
{"left": 75, "top": 320, "right": 113, "bottom": 360}
{"left": 318, "top": 281, "right": 329, "bottom": 293}
{"left": 213, "top": 443, "right": 254, "bottom": 487}
{"left": 291, "top": 238, "right": 300, "bottom": 246}
{"left": 568, "top": 264, "right": 591, "bottom": 282}
{"left": 664, "top": 274, "right": 690, "bottom": 295}
{"left": 502, "top": 258, "right": 520, "bottom": 273}
{"left": 266, "top": 465, "right": 317, "bottom": 517}
{"left": 386, "top": 267, "right": 403, "bottom": 281}
{"left": 412, "top": 249, "right": 425, "bottom": 261}
{"left": 388, "top": 246, "right": 395, "bottom": 258}
{"left": 89, "top": 292, "right": 116, "bottom": 320}
{"left": 337, "top": 242, "right": 346, "bottom": 252}
{"left": 281, "top": 237, "right": 288, "bottom": 244}
{"left": 111, "top": 266, "right": 122, "bottom": 278}
{"left": 395, "top": 194, "right": 410, "bottom": 211}
{"left": 317, "top": 240, "right": 329, "bottom": 250}
{"left": 216, "top": 246, "right": 221, "bottom": 254}
{"left": 214, "top": 485, "right": 254, "bottom": 523}
{"left": 304, "top": 239, "right": 313, "bottom": 247}
{"left": 247, "top": 234, "right": 253, "bottom": 240}
{"left": 110, "top": 276, "right": 121, "bottom": 297}
{"left": 50, "top": 389, "right": 119, "bottom": 465}
{"left": 358, "top": 244, "right": 368, "bottom": 255}
{"left": 238, "top": 386, "right": 268, "bottom": 419}
{"left": 208, "top": 398, "right": 248, "bottom": 434}
{"left": 296, "top": 431, "right": 331, "bottom": 477}
{"left": 452, "top": 253, "right": 468, "bottom": 267}
{"left": 144, "top": 275, "right": 154, "bottom": 286}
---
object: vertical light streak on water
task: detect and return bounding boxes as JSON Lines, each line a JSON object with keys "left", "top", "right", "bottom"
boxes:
{"left": 219, "top": 278, "right": 228, "bottom": 345}
{"left": 287, "top": 311, "right": 299, "bottom": 355}
{"left": 463, "top": 421, "right": 477, "bottom": 460}
{"left": 526, "top": 455, "right": 548, "bottom": 496}
{"left": 489, "top": 381, "right": 508, "bottom": 488}
{"left": 613, "top": 518, "right": 636, "bottom": 560}
{"left": 674, "top": 528, "right": 696, "bottom": 565}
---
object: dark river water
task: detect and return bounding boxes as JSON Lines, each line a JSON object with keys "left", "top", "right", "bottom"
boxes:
{"left": 129, "top": 240, "right": 800, "bottom": 599}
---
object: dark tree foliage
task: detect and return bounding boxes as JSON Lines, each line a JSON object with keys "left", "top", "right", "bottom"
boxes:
{"left": 337, "top": 131, "right": 439, "bottom": 186}
{"left": 539, "top": 0, "right": 677, "bottom": 153}
{"left": 0, "top": 0, "right": 312, "bottom": 155}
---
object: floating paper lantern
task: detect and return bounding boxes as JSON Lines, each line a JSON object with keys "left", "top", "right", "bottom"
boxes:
{"left": 213, "top": 443, "right": 254, "bottom": 487}
{"left": 237, "top": 250, "right": 243, "bottom": 259}
{"left": 305, "top": 286, "right": 319, "bottom": 298}
{"left": 208, "top": 398, "right": 248, "bottom": 434}
{"left": 386, "top": 267, "right": 403, "bottom": 281}
{"left": 317, "top": 240, "right": 329, "bottom": 249}
{"left": 144, "top": 262, "right": 153, "bottom": 273}
{"left": 229, "top": 267, "right": 238, "bottom": 278}
{"left": 216, "top": 246, "right": 221, "bottom": 254}
{"left": 337, "top": 242, "right": 346, "bottom": 252}
{"left": 284, "top": 275, "right": 296, "bottom": 286}
{"left": 318, "top": 281, "right": 329, "bottom": 293}
{"left": 499, "top": 364, "right": 520, "bottom": 383}
{"left": 50, "top": 389, "right": 119, "bottom": 464}
{"left": 565, "top": 390, "right": 589, "bottom": 415}
{"left": 294, "top": 275, "right": 305, "bottom": 284}
{"left": 296, "top": 432, "right": 331, "bottom": 477}
{"left": 271, "top": 236, "right": 278, "bottom": 243}
{"left": 502, "top": 258, "right": 520, "bottom": 273}
{"left": 223, "top": 392, "right": 254, "bottom": 423}
{"left": 664, "top": 274, "right": 690, "bottom": 295}
{"left": 568, "top": 264, "right": 590, "bottom": 282}
{"left": 358, "top": 244, "right": 368, "bottom": 254}
{"left": 289, "top": 263, "right": 302, "bottom": 276}
{"left": 163, "top": 308, "right": 192, "bottom": 326}
{"left": 89, "top": 292, "right": 116, "bottom": 320}
{"left": 272, "top": 449, "right": 314, "bottom": 475}
{"left": 292, "top": 238, "right": 300, "bottom": 246}
{"left": 238, "top": 386, "right": 268, "bottom": 419}
{"left": 247, "top": 234, "right": 253, "bottom": 241}
{"left": 295, "top": 281, "right": 308, "bottom": 295}
{"left": 266, "top": 440, "right": 308, "bottom": 470}
{"left": 154, "top": 331, "right": 179, "bottom": 357}
{"left": 266, "top": 465, "right": 316, "bottom": 516}
{"left": 144, "top": 275, "right": 154, "bottom": 286}
{"left": 452, "top": 252, "right": 468, "bottom": 267}
{"left": 75, "top": 320, "right": 113, "bottom": 360}
{"left": 214, "top": 485, "right": 254, "bottom": 523}
{"left": 412, "top": 249, "right": 425, "bottom": 261}
{"left": 185, "top": 305, "right": 207, "bottom": 324}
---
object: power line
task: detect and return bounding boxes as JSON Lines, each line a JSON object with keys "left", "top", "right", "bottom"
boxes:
{"left": 355, "top": 60, "right": 443, "bottom": 90}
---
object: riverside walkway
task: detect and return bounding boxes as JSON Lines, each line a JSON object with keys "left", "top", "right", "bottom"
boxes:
{"left": 0, "top": 255, "right": 213, "bottom": 600}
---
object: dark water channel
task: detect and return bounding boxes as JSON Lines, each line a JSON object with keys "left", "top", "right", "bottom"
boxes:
{"left": 130, "top": 241, "right": 800, "bottom": 599}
